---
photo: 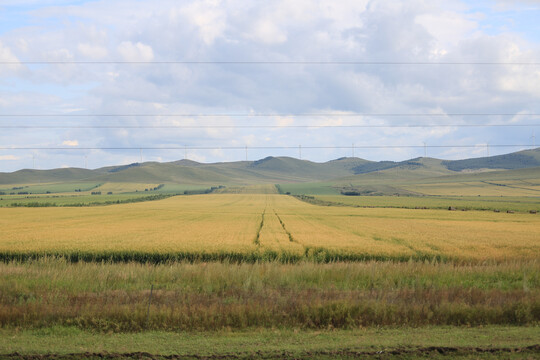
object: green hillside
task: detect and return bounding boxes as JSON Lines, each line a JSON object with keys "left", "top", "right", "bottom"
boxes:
{"left": 442, "top": 148, "right": 540, "bottom": 171}
{"left": 1, "top": 148, "right": 540, "bottom": 190}
{"left": 0, "top": 168, "right": 96, "bottom": 185}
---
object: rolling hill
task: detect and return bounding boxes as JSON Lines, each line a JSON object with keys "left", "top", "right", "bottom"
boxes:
{"left": 1, "top": 148, "right": 539, "bottom": 187}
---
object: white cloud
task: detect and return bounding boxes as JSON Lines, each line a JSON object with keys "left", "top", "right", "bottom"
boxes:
{"left": 45, "top": 48, "right": 74, "bottom": 60}
{"left": 1, "top": 0, "right": 540, "bottom": 171}
{"left": 249, "top": 19, "right": 287, "bottom": 44}
{"left": 62, "top": 140, "right": 79, "bottom": 146}
{"left": 77, "top": 43, "right": 108, "bottom": 59}
{"left": 415, "top": 11, "right": 479, "bottom": 48}
{"left": 117, "top": 41, "right": 154, "bottom": 61}
{"left": 0, "top": 41, "right": 22, "bottom": 74}
{"left": 178, "top": 0, "right": 227, "bottom": 45}
{"left": 0, "top": 155, "right": 19, "bottom": 160}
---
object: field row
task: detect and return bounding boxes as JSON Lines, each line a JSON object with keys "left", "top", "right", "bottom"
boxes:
{"left": 1, "top": 194, "right": 539, "bottom": 263}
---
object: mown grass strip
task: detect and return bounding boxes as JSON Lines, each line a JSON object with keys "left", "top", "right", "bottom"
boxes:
{"left": 0, "top": 326, "right": 538, "bottom": 358}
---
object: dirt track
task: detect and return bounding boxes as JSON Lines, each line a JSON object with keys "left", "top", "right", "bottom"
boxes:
{"left": 2, "top": 345, "right": 539, "bottom": 359}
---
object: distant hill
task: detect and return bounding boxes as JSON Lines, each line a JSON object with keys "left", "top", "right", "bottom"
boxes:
{"left": 0, "top": 168, "right": 97, "bottom": 185}
{"left": 442, "top": 148, "right": 540, "bottom": 171}
{"left": 1, "top": 148, "right": 539, "bottom": 185}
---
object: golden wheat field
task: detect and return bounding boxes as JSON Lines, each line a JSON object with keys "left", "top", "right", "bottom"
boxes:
{"left": 1, "top": 193, "right": 539, "bottom": 262}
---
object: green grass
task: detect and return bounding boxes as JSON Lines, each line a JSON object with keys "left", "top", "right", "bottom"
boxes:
{"left": 0, "top": 193, "right": 176, "bottom": 207}
{"left": 157, "top": 183, "right": 217, "bottom": 194}
{"left": 0, "top": 182, "right": 101, "bottom": 195}
{"left": 0, "top": 183, "right": 219, "bottom": 207}
{"left": 1, "top": 260, "right": 538, "bottom": 331}
{"left": 310, "top": 195, "right": 540, "bottom": 213}
{"left": 0, "top": 326, "right": 538, "bottom": 359}
{"left": 276, "top": 182, "right": 341, "bottom": 195}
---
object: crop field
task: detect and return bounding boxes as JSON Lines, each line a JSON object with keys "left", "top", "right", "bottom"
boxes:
{"left": 1, "top": 190, "right": 539, "bottom": 358}
{"left": 0, "top": 193, "right": 539, "bottom": 263}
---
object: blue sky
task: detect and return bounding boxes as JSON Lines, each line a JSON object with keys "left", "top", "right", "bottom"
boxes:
{"left": 1, "top": 0, "right": 539, "bottom": 171}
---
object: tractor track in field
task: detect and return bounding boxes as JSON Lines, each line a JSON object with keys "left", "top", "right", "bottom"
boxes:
{"left": 2, "top": 345, "right": 539, "bottom": 359}
{"left": 253, "top": 208, "right": 266, "bottom": 246}
{"left": 273, "top": 210, "right": 296, "bottom": 243}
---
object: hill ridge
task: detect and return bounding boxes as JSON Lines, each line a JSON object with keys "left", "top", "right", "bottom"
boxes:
{"left": 1, "top": 148, "right": 538, "bottom": 185}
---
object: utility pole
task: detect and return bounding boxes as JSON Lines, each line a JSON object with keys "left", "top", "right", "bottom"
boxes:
{"left": 140, "top": 148, "right": 143, "bottom": 163}
{"left": 245, "top": 145, "right": 248, "bottom": 161}
{"left": 32, "top": 154, "right": 35, "bottom": 169}
{"left": 531, "top": 131, "right": 536, "bottom": 148}
{"left": 486, "top": 143, "right": 490, "bottom": 157}
{"left": 184, "top": 145, "right": 187, "bottom": 160}
{"left": 299, "top": 145, "right": 302, "bottom": 160}
{"left": 423, "top": 142, "right": 427, "bottom": 157}
{"left": 352, "top": 143, "right": 355, "bottom": 158}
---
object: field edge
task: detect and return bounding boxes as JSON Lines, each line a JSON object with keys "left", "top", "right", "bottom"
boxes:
{"left": 0, "top": 326, "right": 539, "bottom": 359}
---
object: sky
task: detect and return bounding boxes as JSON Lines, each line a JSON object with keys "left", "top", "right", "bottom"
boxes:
{"left": 0, "top": 0, "right": 539, "bottom": 171}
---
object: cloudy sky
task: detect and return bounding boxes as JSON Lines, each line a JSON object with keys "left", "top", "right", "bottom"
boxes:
{"left": 0, "top": 0, "right": 539, "bottom": 171}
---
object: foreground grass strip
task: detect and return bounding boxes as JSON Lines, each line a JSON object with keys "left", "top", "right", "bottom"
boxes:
{"left": 0, "top": 326, "right": 538, "bottom": 359}
{"left": 2, "top": 347, "right": 540, "bottom": 359}
{"left": 1, "top": 260, "right": 539, "bottom": 330}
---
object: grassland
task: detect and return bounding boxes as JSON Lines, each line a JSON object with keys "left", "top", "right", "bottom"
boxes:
{"left": 402, "top": 180, "right": 540, "bottom": 196}
{"left": 276, "top": 163, "right": 540, "bottom": 198}
{"left": 1, "top": 193, "right": 539, "bottom": 263}
{"left": 305, "top": 194, "right": 540, "bottom": 213}
{"left": 0, "top": 259, "right": 538, "bottom": 332}
{"left": 0, "top": 182, "right": 101, "bottom": 194}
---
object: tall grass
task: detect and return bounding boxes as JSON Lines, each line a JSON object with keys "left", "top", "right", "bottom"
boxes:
{"left": 1, "top": 259, "right": 538, "bottom": 331}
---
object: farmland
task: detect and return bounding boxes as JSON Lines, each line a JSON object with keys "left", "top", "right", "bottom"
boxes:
{"left": 1, "top": 193, "right": 539, "bottom": 262}
{"left": 1, "top": 161, "right": 539, "bottom": 358}
{"left": 0, "top": 182, "right": 214, "bottom": 207}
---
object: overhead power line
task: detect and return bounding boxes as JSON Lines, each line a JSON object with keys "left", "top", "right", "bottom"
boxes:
{"left": 1, "top": 124, "right": 539, "bottom": 129}
{"left": 0, "top": 144, "right": 533, "bottom": 151}
{"left": 1, "top": 113, "right": 540, "bottom": 117}
{"left": 2, "top": 61, "right": 540, "bottom": 65}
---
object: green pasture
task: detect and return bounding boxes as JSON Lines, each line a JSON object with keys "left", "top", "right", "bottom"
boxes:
{"left": 0, "top": 182, "right": 101, "bottom": 195}
{"left": 276, "top": 182, "right": 341, "bottom": 195}
{"left": 312, "top": 195, "right": 540, "bottom": 213}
